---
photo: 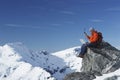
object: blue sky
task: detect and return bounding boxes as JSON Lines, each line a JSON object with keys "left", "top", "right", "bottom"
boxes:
{"left": 0, "top": 0, "right": 120, "bottom": 52}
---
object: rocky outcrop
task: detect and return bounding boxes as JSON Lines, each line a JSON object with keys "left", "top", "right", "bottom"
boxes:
{"left": 81, "top": 41, "right": 120, "bottom": 75}
{"left": 64, "top": 71, "right": 96, "bottom": 80}
{"left": 104, "top": 75, "right": 120, "bottom": 80}
{"left": 64, "top": 41, "right": 120, "bottom": 80}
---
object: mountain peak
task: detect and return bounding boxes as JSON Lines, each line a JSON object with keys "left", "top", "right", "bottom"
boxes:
{"left": 64, "top": 41, "right": 120, "bottom": 80}
{"left": 0, "top": 42, "right": 82, "bottom": 80}
{"left": 81, "top": 41, "right": 120, "bottom": 74}
{"left": 0, "top": 42, "right": 55, "bottom": 80}
{"left": 1, "top": 41, "right": 120, "bottom": 80}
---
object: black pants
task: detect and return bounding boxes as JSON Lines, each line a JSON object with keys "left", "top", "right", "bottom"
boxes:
{"left": 80, "top": 42, "right": 97, "bottom": 55}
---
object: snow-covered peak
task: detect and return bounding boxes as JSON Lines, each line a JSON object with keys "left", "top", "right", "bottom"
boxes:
{"left": 4, "top": 42, "right": 32, "bottom": 60}
{"left": 6, "top": 42, "right": 29, "bottom": 53}
{"left": 0, "top": 43, "right": 22, "bottom": 63}
{"left": 2, "top": 42, "right": 120, "bottom": 80}
{"left": 0, "top": 42, "right": 83, "bottom": 80}
{"left": 0, "top": 42, "right": 55, "bottom": 80}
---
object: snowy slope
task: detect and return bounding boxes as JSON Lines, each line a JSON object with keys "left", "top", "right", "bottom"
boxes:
{"left": 1, "top": 42, "right": 120, "bottom": 80}
{"left": 0, "top": 42, "right": 82, "bottom": 80}
{"left": 0, "top": 42, "right": 54, "bottom": 80}
{"left": 50, "top": 47, "right": 82, "bottom": 80}
{"left": 94, "top": 68, "right": 120, "bottom": 80}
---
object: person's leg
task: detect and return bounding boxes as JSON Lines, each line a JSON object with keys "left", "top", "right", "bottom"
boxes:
{"left": 78, "top": 43, "right": 88, "bottom": 58}
{"left": 80, "top": 43, "right": 87, "bottom": 55}
{"left": 86, "top": 42, "right": 97, "bottom": 48}
{"left": 80, "top": 42, "right": 97, "bottom": 56}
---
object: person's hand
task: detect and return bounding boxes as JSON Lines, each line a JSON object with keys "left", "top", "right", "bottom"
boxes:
{"left": 84, "top": 32, "right": 87, "bottom": 36}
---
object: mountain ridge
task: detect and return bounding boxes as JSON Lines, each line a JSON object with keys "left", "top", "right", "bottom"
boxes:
{"left": 64, "top": 41, "right": 120, "bottom": 80}
{"left": 1, "top": 42, "right": 120, "bottom": 80}
{"left": 0, "top": 42, "right": 82, "bottom": 80}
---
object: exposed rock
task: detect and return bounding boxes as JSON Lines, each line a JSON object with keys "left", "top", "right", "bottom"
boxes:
{"left": 64, "top": 71, "right": 96, "bottom": 80}
{"left": 81, "top": 41, "right": 120, "bottom": 75}
{"left": 104, "top": 75, "right": 120, "bottom": 80}
{"left": 64, "top": 41, "right": 120, "bottom": 80}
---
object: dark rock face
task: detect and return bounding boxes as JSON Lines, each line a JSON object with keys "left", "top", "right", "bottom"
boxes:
{"left": 64, "top": 41, "right": 120, "bottom": 80}
{"left": 104, "top": 75, "right": 120, "bottom": 80}
{"left": 64, "top": 72, "right": 96, "bottom": 80}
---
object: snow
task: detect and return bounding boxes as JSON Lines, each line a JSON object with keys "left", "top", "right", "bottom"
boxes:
{"left": 52, "top": 46, "right": 82, "bottom": 72}
{"left": 51, "top": 46, "right": 82, "bottom": 79}
{"left": 0, "top": 42, "right": 82, "bottom": 80}
{"left": 0, "top": 42, "right": 55, "bottom": 80}
{"left": 94, "top": 68, "right": 120, "bottom": 80}
{"left": 1, "top": 42, "right": 120, "bottom": 80}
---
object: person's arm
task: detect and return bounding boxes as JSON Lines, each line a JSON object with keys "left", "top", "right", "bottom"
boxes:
{"left": 84, "top": 32, "right": 90, "bottom": 39}
{"left": 89, "top": 32, "right": 99, "bottom": 43}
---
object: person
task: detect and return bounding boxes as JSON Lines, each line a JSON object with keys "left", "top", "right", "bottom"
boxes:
{"left": 78, "top": 27, "right": 102, "bottom": 58}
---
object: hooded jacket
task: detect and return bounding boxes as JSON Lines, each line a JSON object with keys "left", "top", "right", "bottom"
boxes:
{"left": 87, "top": 31, "right": 99, "bottom": 43}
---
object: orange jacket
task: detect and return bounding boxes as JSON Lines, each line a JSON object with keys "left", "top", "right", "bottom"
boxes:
{"left": 87, "top": 31, "right": 99, "bottom": 43}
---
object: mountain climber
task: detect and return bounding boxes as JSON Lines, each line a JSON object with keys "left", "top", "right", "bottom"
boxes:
{"left": 78, "top": 27, "right": 103, "bottom": 58}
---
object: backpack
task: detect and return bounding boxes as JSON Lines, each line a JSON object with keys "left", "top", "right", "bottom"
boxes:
{"left": 97, "top": 32, "right": 103, "bottom": 43}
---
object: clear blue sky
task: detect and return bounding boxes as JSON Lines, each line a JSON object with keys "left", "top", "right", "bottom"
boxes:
{"left": 0, "top": 0, "right": 120, "bottom": 52}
